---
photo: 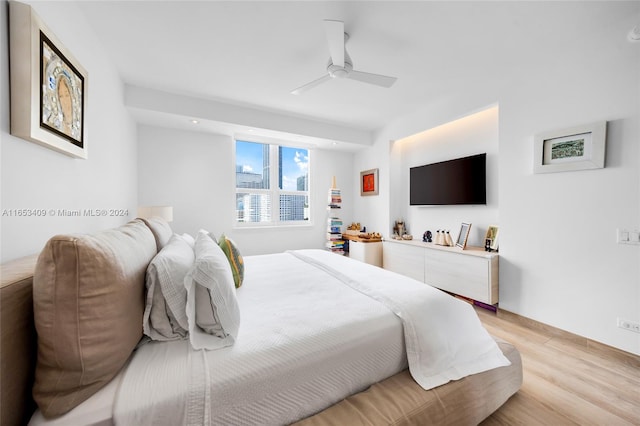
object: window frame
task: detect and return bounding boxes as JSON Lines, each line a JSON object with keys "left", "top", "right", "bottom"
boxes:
{"left": 234, "top": 138, "right": 312, "bottom": 228}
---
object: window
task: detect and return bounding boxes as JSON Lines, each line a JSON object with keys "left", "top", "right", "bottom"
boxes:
{"left": 235, "top": 140, "right": 310, "bottom": 226}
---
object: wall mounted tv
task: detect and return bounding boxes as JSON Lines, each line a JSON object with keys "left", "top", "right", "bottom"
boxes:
{"left": 410, "top": 153, "right": 486, "bottom": 205}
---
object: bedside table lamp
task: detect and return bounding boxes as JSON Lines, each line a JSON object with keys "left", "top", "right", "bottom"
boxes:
{"left": 137, "top": 206, "right": 173, "bottom": 222}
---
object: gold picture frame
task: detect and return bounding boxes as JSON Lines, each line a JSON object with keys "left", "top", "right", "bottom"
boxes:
{"left": 9, "top": 2, "right": 88, "bottom": 159}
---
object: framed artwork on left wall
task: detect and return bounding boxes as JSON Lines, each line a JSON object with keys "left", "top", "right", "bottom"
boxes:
{"left": 360, "top": 168, "right": 379, "bottom": 196}
{"left": 9, "top": 2, "right": 88, "bottom": 159}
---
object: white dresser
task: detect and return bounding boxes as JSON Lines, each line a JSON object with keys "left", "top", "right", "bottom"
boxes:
{"left": 383, "top": 239, "right": 498, "bottom": 305}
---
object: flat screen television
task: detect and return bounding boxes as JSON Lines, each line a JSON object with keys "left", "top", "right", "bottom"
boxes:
{"left": 410, "top": 153, "right": 486, "bottom": 205}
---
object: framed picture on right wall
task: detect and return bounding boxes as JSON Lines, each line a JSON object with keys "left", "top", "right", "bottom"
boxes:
{"left": 533, "top": 121, "right": 606, "bottom": 174}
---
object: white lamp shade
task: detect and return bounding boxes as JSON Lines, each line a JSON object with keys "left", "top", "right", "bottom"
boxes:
{"left": 137, "top": 205, "right": 173, "bottom": 222}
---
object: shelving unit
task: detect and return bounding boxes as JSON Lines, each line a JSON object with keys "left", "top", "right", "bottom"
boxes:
{"left": 325, "top": 183, "right": 345, "bottom": 254}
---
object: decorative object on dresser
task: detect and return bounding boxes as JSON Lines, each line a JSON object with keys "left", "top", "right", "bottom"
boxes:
{"left": 456, "top": 222, "right": 472, "bottom": 249}
{"left": 484, "top": 225, "right": 499, "bottom": 252}
{"left": 326, "top": 177, "right": 345, "bottom": 254}
{"left": 423, "top": 230, "right": 432, "bottom": 243}
{"left": 444, "top": 230, "right": 454, "bottom": 246}
{"left": 392, "top": 219, "right": 406, "bottom": 239}
{"left": 533, "top": 121, "right": 607, "bottom": 174}
{"left": 344, "top": 222, "right": 361, "bottom": 236}
{"left": 360, "top": 168, "right": 379, "bottom": 196}
{"left": 434, "top": 230, "right": 454, "bottom": 246}
{"left": 9, "top": 2, "right": 88, "bottom": 159}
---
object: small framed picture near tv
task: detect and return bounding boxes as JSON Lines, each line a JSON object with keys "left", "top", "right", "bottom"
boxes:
{"left": 484, "top": 225, "right": 499, "bottom": 252}
{"left": 533, "top": 121, "right": 606, "bottom": 174}
{"left": 360, "top": 168, "right": 379, "bottom": 196}
{"left": 456, "top": 222, "right": 471, "bottom": 249}
{"left": 9, "top": 2, "right": 88, "bottom": 159}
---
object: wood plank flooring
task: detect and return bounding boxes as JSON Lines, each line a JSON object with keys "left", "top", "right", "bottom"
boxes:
{"left": 476, "top": 307, "right": 640, "bottom": 426}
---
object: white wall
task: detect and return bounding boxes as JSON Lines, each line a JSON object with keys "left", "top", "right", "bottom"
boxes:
{"left": 356, "top": 2, "right": 640, "bottom": 355}
{"left": 137, "top": 124, "right": 354, "bottom": 256}
{"left": 0, "top": 1, "right": 137, "bottom": 262}
{"left": 350, "top": 139, "right": 390, "bottom": 238}
{"left": 394, "top": 106, "right": 499, "bottom": 246}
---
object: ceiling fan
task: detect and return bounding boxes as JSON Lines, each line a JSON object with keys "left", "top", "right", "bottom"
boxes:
{"left": 291, "top": 20, "right": 397, "bottom": 95}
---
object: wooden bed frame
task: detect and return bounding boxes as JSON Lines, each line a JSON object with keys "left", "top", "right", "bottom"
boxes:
{"left": 1, "top": 253, "right": 522, "bottom": 426}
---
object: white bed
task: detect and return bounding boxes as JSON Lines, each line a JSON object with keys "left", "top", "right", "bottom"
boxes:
{"left": 29, "top": 248, "right": 510, "bottom": 425}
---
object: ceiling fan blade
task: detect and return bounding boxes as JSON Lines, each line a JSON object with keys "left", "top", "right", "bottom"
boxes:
{"left": 323, "top": 20, "right": 344, "bottom": 67}
{"left": 347, "top": 70, "right": 397, "bottom": 88}
{"left": 291, "top": 74, "right": 332, "bottom": 95}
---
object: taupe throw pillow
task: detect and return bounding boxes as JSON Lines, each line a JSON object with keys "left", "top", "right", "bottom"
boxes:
{"left": 32, "top": 219, "right": 156, "bottom": 418}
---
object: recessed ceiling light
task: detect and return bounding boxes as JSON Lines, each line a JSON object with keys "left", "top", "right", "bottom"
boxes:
{"left": 629, "top": 25, "right": 640, "bottom": 42}
{"left": 190, "top": 119, "right": 199, "bottom": 124}
{"left": 247, "top": 129, "right": 255, "bottom": 132}
{"left": 332, "top": 142, "right": 338, "bottom": 146}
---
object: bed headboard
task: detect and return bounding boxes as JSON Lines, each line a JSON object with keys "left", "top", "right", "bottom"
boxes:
{"left": 1, "top": 254, "right": 39, "bottom": 426}
{"left": 0, "top": 217, "right": 173, "bottom": 424}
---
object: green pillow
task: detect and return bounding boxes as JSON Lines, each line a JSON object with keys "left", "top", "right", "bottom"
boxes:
{"left": 218, "top": 234, "right": 244, "bottom": 288}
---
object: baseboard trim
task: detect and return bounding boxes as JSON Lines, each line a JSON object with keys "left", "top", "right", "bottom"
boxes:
{"left": 493, "top": 308, "right": 640, "bottom": 367}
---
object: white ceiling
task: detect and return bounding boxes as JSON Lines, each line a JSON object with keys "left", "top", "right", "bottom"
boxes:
{"left": 74, "top": 1, "right": 636, "bottom": 147}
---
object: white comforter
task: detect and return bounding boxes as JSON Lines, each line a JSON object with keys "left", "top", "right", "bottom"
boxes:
{"left": 290, "top": 250, "right": 510, "bottom": 387}
{"left": 114, "top": 249, "right": 509, "bottom": 426}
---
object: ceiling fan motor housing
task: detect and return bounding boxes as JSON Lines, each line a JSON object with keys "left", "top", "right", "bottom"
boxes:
{"left": 327, "top": 49, "right": 353, "bottom": 78}
{"left": 327, "top": 61, "right": 353, "bottom": 78}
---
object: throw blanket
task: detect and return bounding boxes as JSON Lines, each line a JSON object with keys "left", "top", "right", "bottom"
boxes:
{"left": 289, "top": 249, "right": 510, "bottom": 389}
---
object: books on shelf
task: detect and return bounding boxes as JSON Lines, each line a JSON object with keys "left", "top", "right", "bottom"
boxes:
{"left": 325, "top": 240, "right": 345, "bottom": 248}
{"left": 328, "top": 190, "right": 342, "bottom": 208}
{"left": 325, "top": 240, "right": 345, "bottom": 254}
{"left": 328, "top": 189, "right": 342, "bottom": 205}
{"left": 326, "top": 186, "right": 344, "bottom": 254}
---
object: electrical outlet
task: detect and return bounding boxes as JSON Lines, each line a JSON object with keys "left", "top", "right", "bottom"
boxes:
{"left": 617, "top": 318, "right": 640, "bottom": 333}
{"left": 617, "top": 229, "right": 640, "bottom": 245}
{"left": 617, "top": 229, "right": 630, "bottom": 243}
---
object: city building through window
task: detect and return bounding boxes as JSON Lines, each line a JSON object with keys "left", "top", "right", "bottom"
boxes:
{"left": 235, "top": 140, "right": 310, "bottom": 225}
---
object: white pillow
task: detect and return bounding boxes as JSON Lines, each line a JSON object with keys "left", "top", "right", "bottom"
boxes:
{"left": 184, "top": 230, "right": 240, "bottom": 350}
{"left": 143, "top": 234, "right": 194, "bottom": 341}
{"left": 180, "top": 232, "right": 195, "bottom": 248}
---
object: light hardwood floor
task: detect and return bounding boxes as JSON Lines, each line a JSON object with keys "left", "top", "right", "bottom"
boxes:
{"left": 475, "top": 307, "right": 640, "bottom": 425}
